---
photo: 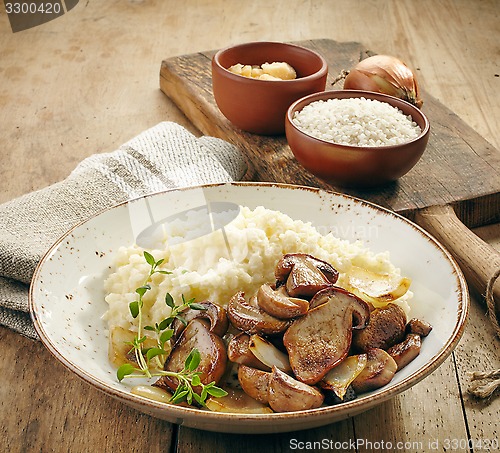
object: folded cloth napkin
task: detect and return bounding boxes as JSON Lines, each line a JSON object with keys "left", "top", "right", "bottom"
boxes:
{"left": 0, "top": 122, "right": 247, "bottom": 340}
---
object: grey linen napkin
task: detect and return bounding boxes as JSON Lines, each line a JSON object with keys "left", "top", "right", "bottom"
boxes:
{"left": 0, "top": 122, "right": 247, "bottom": 340}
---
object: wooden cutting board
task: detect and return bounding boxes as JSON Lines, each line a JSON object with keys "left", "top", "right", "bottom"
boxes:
{"left": 160, "top": 39, "right": 500, "bottom": 315}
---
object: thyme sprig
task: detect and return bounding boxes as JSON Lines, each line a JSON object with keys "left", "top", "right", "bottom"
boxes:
{"left": 116, "top": 251, "right": 227, "bottom": 406}
{"left": 168, "top": 348, "right": 228, "bottom": 405}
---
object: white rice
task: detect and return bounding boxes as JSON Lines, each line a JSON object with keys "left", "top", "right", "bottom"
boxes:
{"left": 292, "top": 97, "right": 421, "bottom": 146}
{"left": 103, "top": 206, "right": 411, "bottom": 331}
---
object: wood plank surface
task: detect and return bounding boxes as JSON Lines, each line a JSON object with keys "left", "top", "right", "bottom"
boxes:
{"left": 160, "top": 39, "right": 500, "bottom": 228}
{"left": 1, "top": 1, "right": 499, "bottom": 452}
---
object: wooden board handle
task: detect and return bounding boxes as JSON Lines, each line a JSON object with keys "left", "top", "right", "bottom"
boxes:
{"left": 415, "top": 205, "right": 500, "bottom": 320}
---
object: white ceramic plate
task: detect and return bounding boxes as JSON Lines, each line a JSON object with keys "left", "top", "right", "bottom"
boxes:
{"left": 30, "top": 182, "right": 468, "bottom": 434}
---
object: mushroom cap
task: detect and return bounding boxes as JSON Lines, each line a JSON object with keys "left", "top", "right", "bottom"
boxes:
{"left": 157, "top": 319, "right": 227, "bottom": 391}
{"left": 284, "top": 286, "right": 370, "bottom": 384}
{"left": 352, "top": 303, "right": 407, "bottom": 352}
{"left": 227, "top": 291, "right": 290, "bottom": 336}
{"left": 171, "top": 300, "right": 229, "bottom": 342}
{"left": 256, "top": 283, "right": 309, "bottom": 319}
{"left": 268, "top": 366, "right": 324, "bottom": 412}
{"left": 275, "top": 253, "right": 339, "bottom": 286}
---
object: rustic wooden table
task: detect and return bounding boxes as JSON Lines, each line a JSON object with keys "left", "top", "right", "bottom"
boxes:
{"left": 1, "top": 1, "right": 499, "bottom": 452}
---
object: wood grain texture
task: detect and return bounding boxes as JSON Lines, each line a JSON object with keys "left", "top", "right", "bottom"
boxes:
{"left": 1, "top": 0, "right": 499, "bottom": 452}
{"left": 454, "top": 297, "right": 500, "bottom": 447}
{"left": 177, "top": 421, "right": 356, "bottom": 453}
{"left": 0, "top": 327, "right": 175, "bottom": 453}
{"left": 159, "top": 39, "right": 500, "bottom": 228}
{"left": 416, "top": 205, "right": 500, "bottom": 316}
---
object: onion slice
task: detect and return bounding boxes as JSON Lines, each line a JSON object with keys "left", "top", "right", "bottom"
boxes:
{"left": 321, "top": 354, "right": 367, "bottom": 399}
{"left": 346, "top": 265, "right": 411, "bottom": 307}
{"left": 131, "top": 385, "right": 173, "bottom": 403}
{"left": 248, "top": 334, "right": 292, "bottom": 373}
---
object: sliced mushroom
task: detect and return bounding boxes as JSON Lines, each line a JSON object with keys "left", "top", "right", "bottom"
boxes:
{"left": 352, "top": 303, "right": 407, "bottom": 352}
{"left": 256, "top": 283, "right": 309, "bottom": 319}
{"left": 275, "top": 253, "right": 339, "bottom": 298}
{"left": 406, "top": 318, "right": 433, "bottom": 337}
{"left": 154, "top": 319, "right": 227, "bottom": 392}
{"left": 227, "top": 291, "right": 290, "bottom": 336}
{"left": 227, "top": 332, "right": 270, "bottom": 371}
{"left": 170, "top": 301, "right": 229, "bottom": 342}
{"left": 284, "top": 286, "right": 370, "bottom": 384}
{"left": 387, "top": 333, "right": 421, "bottom": 369}
{"left": 351, "top": 348, "right": 397, "bottom": 393}
{"left": 275, "top": 253, "right": 339, "bottom": 285}
{"left": 238, "top": 365, "right": 271, "bottom": 404}
{"left": 268, "top": 366, "right": 324, "bottom": 412}
{"left": 248, "top": 334, "right": 292, "bottom": 373}
{"left": 320, "top": 354, "right": 367, "bottom": 400}
{"left": 285, "top": 260, "right": 333, "bottom": 298}
{"left": 205, "top": 387, "right": 273, "bottom": 414}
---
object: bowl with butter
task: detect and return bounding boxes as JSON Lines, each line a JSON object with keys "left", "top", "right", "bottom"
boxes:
{"left": 212, "top": 41, "right": 328, "bottom": 135}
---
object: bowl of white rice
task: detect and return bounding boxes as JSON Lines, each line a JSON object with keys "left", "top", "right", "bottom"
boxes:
{"left": 285, "top": 90, "right": 430, "bottom": 187}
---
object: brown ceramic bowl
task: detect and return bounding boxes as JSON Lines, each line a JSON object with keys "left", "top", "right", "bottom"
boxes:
{"left": 285, "top": 90, "right": 430, "bottom": 187}
{"left": 212, "top": 42, "right": 328, "bottom": 135}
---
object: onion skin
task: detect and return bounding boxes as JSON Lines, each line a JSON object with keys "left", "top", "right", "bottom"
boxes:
{"left": 344, "top": 55, "right": 423, "bottom": 108}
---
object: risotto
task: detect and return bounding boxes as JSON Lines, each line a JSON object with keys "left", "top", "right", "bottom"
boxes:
{"left": 292, "top": 97, "right": 421, "bottom": 146}
{"left": 103, "top": 206, "right": 411, "bottom": 331}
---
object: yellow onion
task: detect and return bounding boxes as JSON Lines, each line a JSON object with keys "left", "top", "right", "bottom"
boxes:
{"left": 344, "top": 55, "right": 423, "bottom": 108}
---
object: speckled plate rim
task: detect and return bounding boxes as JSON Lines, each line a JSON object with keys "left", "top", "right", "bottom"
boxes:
{"left": 29, "top": 182, "right": 469, "bottom": 433}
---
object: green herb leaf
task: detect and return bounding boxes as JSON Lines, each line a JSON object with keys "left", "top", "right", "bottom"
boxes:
{"left": 158, "top": 318, "right": 172, "bottom": 331}
{"left": 188, "top": 303, "right": 208, "bottom": 311}
{"left": 206, "top": 386, "right": 228, "bottom": 398}
{"left": 176, "top": 315, "right": 187, "bottom": 326}
{"left": 192, "top": 392, "right": 203, "bottom": 406}
{"left": 157, "top": 270, "right": 173, "bottom": 275}
{"left": 129, "top": 301, "right": 140, "bottom": 318}
{"left": 165, "top": 293, "right": 175, "bottom": 308}
{"left": 171, "top": 389, "right": 189, "bottom": 404}
{"left": 182, "top": 296, "right": 196, "bottom": 305}
{"left": 146, "top": 347, "right": 168, "bottom": 362}
{"left": 117, "top": 363, "right": 136, "bottom": 382}
{"left": 200, "top": 386, "right": 208, "bottom": 402}
{"left": 171, "top": 384, "right": 184, "bottom": 399}
{"left": 144, "top": 251, "right": 156, "bottom": 267}
{"left": 159, "top": 329, "right": 174, "bottom": 345}
{"left": 136, "top": 285, "right": 151, "bottom": 297}
{"left": 185, "top": 348, "right": 201, "bottom": 371}
{"left": 155, "top": 258, "right": 164, "bottom": 266}
{"left": 143, "top": 325, "right": 155, "bottom": 331}
{"left": 191, "top": 374, "right": 201, "bottom": 387}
